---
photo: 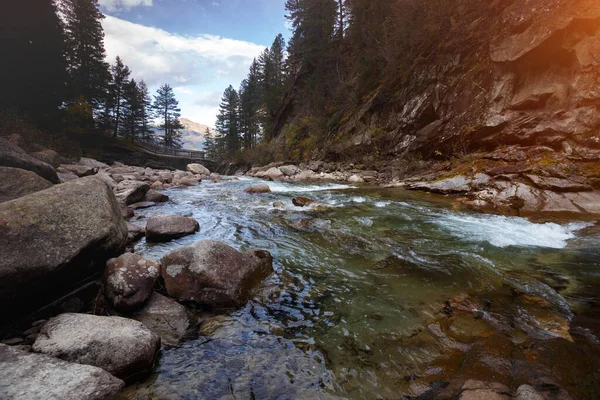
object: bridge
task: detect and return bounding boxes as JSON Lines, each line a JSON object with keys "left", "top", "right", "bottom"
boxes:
{"left": 132, "top": 141, "right": 208, "bottom": 160}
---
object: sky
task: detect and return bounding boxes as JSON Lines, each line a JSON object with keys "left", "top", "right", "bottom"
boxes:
{"left": 99, "top": 0, "right": 288, "bottom": 127}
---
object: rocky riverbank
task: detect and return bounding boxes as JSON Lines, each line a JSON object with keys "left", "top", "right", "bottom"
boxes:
{"left": 241, "top": 142, "right": 600, "bottom": 219}
{"left": 0, "top": 136, "right": 274, "bottom": 398}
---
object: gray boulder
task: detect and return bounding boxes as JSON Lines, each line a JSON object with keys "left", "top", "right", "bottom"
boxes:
{"left": 32, "top": 313, "right": 160, "bottom": 379}
{"left": 104, "top": 253, "right": 160, "bottom": 312}
{"left": 0, "top": 344, "right": 124, "bottom": 400}
{"left": 0, "top": 166, "right": 53, "bottom": 203}
{"left": 131, "top": 292, "right": 191, "bottom": 346}
{"left": 58, "top": 164, "right": 98, "bottom": 177}
{"left": 114, "top": 180, "right": 150, "bottom": 205}
{"left": 79, "top": 157, "right": 109, "bottom": 169}
{"left": 279, "top": 165, "right": 299, "bottom": 176}
{"left": 160, "top": 240, "right": 274, "bottom": 308}
{"left": 30, "top": 149, "right": 61, "bottom": 168}
{"left": 186, "top": 163, "right": 210, "bottom": 175}
{"left": 126, "top": 222, "right": 145, "bottom": 243}
{"left": 146, "top": 215, "right": 199, "bottom": 242}
{"left": 57, "top": 171, "right": 79, "bottom": 183}
{"left": 0, "top": 137, "right": 59, "bottom": 183}
{"left": 0, "top": 176, "right": 128, "bottom": 321}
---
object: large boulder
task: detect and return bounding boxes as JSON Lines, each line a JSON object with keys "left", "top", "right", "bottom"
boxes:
{"left": 186, "top": 163, "right": 210, "bottom": 175}
{"left": 104, "top": 253, "right": 160, "bottom": 312}
{"left": 160, "top": 240, "right": 274, "bottom": 308}
{"left": 131, "top": 292, "right": 191, "bottom": 346}
{"left": 279, "top": 165, "right": 300, "bottom": 177}
{"left": 264, "top": 167, "right": 284, "bottom": 181}
{"left": 146, "top": 215, "right": 199, "bottom": 242}
{"left": 0, "top": 176, "right": 128, "bottom": 321}
{"left": 244, "top": 183, "right": 271, "bottom": 194}
{"left": 292, "top": 196, "right": 314, "bottom": 207}
{"left": 0, "top": 344, "right": 124, "bottom": 400}
{"left": 79, "top": 157, "right": 109, "bottom": 169}
{"left": 114, "top": 180, "right": 150, "bottom": 205}
{"left": 0, "top": 166, "right": 53, "bottom": 203}
{"left": 0, "top": 137, "right": 59, "bottom": 183}
{"left": 32, "top": 313, "right": 160, "bottom": 379}
{"left": 30, "top": 149, "right": 61, "bottom": 168}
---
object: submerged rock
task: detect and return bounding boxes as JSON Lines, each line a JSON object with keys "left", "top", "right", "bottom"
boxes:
{"left": 245, "top": 183, "right": 271, "bottom": 194}
{"left": 0, "top": 176, "right": 128, "bottom": 321}
{"left": 0, "top": 344, "right": 124, "bottom": 400}
{"left": 292, "top": 196, "right": 315, "bottom": 207}
{"left": 104, "top": 253, "right": 160, "bottom": 312}
{"left": 131, "top": 292, "right": 191, "bottom": 346}
{"left": 32, "top": 313, "right": 160, "bottom": 379}
{"left": 0, "top": 166, "right": 53, "bottom": 203}
{"left": 146, "top": 215, "right": 200, "bottom": 242}
{"left": 0, "top": 137, "right": 59, "bottom": 183}
{"left": 160, "top": 240, "right": 274, "bottom": 308}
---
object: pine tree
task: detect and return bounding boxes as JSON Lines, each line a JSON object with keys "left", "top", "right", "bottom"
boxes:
{"left": 239, "top": 59, "right": 262, "bottom": 149}
{"left": 109, "top": 56, "right": 131, "bottom": 138}
{"left": 0, "top": 0, "right": 67, "bottom": 127}
{"left": 137, "top": 80, "right": 153, "bottom": 142}
{"left": 203, "top": 127, "right": 217, "bottom": 160}
{"left": 59, "top": 0, "right": 110, "bottom": 112}
{"left": 215, "top": 85, "right": 240, "bottom": 156}
{"left": 121, "top": 78, "right": 140, "bottom": 142}
{"left": 152, "top": 84, "right": 183, "bottom": 148}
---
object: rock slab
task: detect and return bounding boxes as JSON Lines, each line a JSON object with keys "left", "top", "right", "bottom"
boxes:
{"left": 32, "top": 313, "right": 160, "bottom": 379}
{"left": 0, "top": 137, "right": 59, "bottom": 183}
{"left": 0, "top": 176, "right": 128, "bottom": 321}
{"left": 0, "top": 166, "right": 53, "bottom": 203}
{"left": 0, "top": 344, "right": 124, "bottom": 400}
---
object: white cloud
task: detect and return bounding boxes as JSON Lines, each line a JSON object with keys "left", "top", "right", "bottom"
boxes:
{"left": 103, "top": 15, "right": 264, "bottom": 87}
{"left": 102, "top": 15, "right": 265, "bottom": 124}
{"left": 99, "top": 0, "right": 153, "bottom": 12}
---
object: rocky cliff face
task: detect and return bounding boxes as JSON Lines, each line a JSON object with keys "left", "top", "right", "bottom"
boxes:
{"left": 325, "top": 0, "right": 600, "bottom": 159}
{"left": 275, "top": 0, "right": 600, "bottom": 216}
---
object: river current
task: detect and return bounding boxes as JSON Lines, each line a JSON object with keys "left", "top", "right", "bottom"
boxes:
{"left": 121, "top": 177, "right": 600, "bottom": 399}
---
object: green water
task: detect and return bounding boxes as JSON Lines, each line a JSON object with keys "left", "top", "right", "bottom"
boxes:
{"left": 121, "top": 178, "right": 600, "bottom": 399}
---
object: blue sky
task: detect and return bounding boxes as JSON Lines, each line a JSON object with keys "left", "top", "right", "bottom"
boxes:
{"left": 99, "top": 0, "right": 288, "bottom": 126}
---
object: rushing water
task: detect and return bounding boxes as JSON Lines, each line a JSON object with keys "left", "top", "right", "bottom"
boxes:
{"left": 122, "top": 177, "right": 600, "bottom": 399}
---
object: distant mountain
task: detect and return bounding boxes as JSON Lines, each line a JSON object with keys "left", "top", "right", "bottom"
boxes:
{"left": 151, "top": 118, "right": 215, "bottom": 151}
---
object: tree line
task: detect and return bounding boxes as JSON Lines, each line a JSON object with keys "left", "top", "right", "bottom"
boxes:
{"left": 210, "top": 0, "right": 479, "bottom": 162}
{"left": 1, "top": 0, "right": 184, "bottom": 148}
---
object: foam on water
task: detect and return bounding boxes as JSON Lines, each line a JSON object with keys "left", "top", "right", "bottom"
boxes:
{"left": 266, "top": 181, "right": 353, "bottom": 193}
{"left": 434, "top": 212, "right": 592, "bottom": 249}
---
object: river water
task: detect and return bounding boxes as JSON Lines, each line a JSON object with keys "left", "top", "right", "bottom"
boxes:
{"left": 121, "top": 177, "right": 600, "bottom": 399}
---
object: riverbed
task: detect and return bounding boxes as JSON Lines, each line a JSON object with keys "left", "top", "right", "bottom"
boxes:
{"left": 121, "top": 177, "right": 600, "bottom": 399}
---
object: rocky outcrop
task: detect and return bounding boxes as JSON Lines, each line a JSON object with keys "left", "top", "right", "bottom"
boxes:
{"left": 160, "top": 240, "right": 274, "bottom": 308}
{"left": 145, "top": 215, "right": 199, "bottom": 242}
{"left": 0, "top": 166, "right": 53, "bottom": 203}
{"left": 32, "top": 313, "right": 160, "bottom": 379}
{"left": 0, "top": 344, "right": 124, "bottom": 400}
{"left": 130, "top": 292, "right": 191, "bottom": 346}
{"left": 0, "top": 176, "right": 128, "bottom": 321}
{"left": 186, "top": 163, "right": 210, "bottom": 176}
{"left": 0, "top": 137, "right": 59, "bottom": 183}
{"left": 244, "top": 183, "right": 271, "bottom": 194}
{"left": 104, "top": 253, "right": 160, "bottom": 312}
